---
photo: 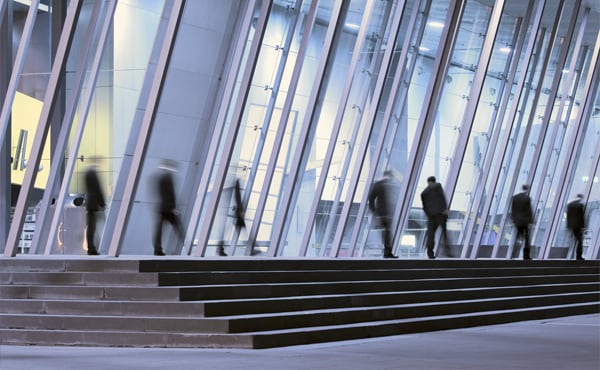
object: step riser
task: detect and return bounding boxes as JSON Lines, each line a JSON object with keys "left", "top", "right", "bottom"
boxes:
{"left": 157, "top": 267, "right": 600, "bottom": 285}
{"left": 0, "top": 272, "right": 158, "bottom": 286}
{"left": 180, "top": 275, "right": 600, "bottom": 300}
{"left": 251, "top": 304, "right": 600, "bottom": 349}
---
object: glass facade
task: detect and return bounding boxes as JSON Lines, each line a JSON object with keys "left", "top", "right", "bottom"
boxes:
{"left": 1, "top": 0, "right": 599, "bottom": 259}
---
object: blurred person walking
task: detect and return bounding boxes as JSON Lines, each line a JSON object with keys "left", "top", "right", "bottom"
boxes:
{"left": 368, "top": 170, "right": 398, "bottom": 259}
{"left": 566, "top": 194, "right": 585, "bottom": 260}
{"left": 153, "top": 160, "right": 185, "bottom": 256}
{"left": 421, "top": 176, "right": 453, "bottom": 259}
{"left": 84, "top": 160, "right": 105, "bottom": 256}
{"left": 511, "top": 184, "right": 533, "bottom": 260}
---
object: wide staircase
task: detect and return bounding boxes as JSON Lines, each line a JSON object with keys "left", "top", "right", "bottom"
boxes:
{"left": 0, "top": 257, "right": 598, "bottom": 349}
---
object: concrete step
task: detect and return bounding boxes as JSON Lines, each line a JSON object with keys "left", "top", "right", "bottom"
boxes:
{"left": 0, "top": 328, "right": 254, "bottom": 348}
{"left": 178, "top": 274, "right": 600, "bottom": 300}
{"left": 249, "top": 303, "right": 600, "bottom": 348}
{"left": 0, "top": 272, "right": 159, "bottom": 286}
{"left": 202, "top": 282, "right": 600, "bottom": 316}
{"left": 224, "top": 292, "right": 600, "bottom": 332}
{"left": 0, "top": 313, "right": 228, "bottom": 333}
{"left": 0, "top": 299, "right": 206, "bottom": 316}
{"left": 156, "top": 266, "right": 600, "bottom": 286}
{"left": 0, "top": 258, "right": 140, "bottom": 273}
{"left": 0, "top": 285, "right": 181, "bottom": 301}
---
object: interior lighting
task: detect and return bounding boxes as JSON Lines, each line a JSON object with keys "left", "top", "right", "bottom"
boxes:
{"left": 345, "top": 23, "right": 360, "bottom": 31}
{"left": 499, "top": 46, "right": 511, "bottom": 53}
{"left": 427, "top": 21, "right": 445, "bottom": 28}
{"left": 419, "top": 46, "right": 430, "bottom": 52}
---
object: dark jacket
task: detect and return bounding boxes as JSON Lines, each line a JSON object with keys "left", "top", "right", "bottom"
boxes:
{"left": 368, "top": 177, "right": 394, "bottom": 218}
{"left": 157, "top": 171, "right": 176, "bottom": 213}
{"left": 420, "top": 182, "right": 448, "bottom": 217}
{"left": 511, "top": 192, "right": 533, "bottom": 227}
{"left": 84, "top": 168, "right": 106, "bottom": 211}
{"left": 566, "top": 200, "right": 584, "bottom": 230}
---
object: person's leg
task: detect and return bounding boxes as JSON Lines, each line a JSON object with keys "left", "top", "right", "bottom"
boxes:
{"left": 573, "top": 228, "right": 584, "bottom": 259}
{"left": 86, "top": 211, "right": 99, "bottom": 254}
{"left": 522, "top": 226, "right": 531, "bottom": 259}
{"left": 426, "top": 217, "right": 438, "bottom": 258}
{"left": 381, "top": 217, "right": 394, "bottom": 257}
{"left": 153, "top": 214, "right": 165, "bottom": 255}
{"left": 438, "top": 214, "right": 452, "bottom": 257}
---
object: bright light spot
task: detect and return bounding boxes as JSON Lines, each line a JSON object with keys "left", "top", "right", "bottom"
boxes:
{"left": 428, "top": 21, "right": 445, "bottom": 28}
{"left": 499, "top": 46, "right": 511, "bottom": 53}
{"left": 401, "top": 235, "right": 416, "bottom": 247}
{"left": 419, "top": 46, "right": 430, "bottom": 52}
{"left": 345, "top": 23, "right": 360, "bottom": 30}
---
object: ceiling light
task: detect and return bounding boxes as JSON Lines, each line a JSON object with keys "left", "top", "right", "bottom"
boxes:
{"left": 499, "top": 46, "right": 511, "bottom": 53}
{"left": 427, "top": 21, "right": 445, "bottom": 28}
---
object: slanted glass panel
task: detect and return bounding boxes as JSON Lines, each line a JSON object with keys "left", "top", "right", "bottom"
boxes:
{"left": 453, "top": 6, "right": 518, "bottom": 255}
{"left": 409, "top": 0, "right": 492, "bottom": 255}
{"left": 285, "top": 0, "right": 395, "bottom": 258}
{"left": 8, "top": 0, "right": 53, "bottom": 255}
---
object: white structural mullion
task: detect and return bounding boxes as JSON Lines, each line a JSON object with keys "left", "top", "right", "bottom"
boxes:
{"left": 39, "top": 0, "right": 118, "bottom": 255}
{"left": 247, "top": 0, "right": 319, "bottom": 256}
{"left": 492, "top": 0, "right": 566, "bottom": 258}
{"left": 395, "top": 0, "right": 467, "bottom": 249}
{"left": 268, "top": 0, "right": 345, "bottom": 257}
{"left": 194, "top": 0, "right": 272, "bottom": 256}
{"left": 232, "top": 0, "right": 303, "bottom": 254}
{"left": 0, "top": 0, "right": 40, "bottom": 149}
{"left": 4, "top": 0, "right": 83, "bottom": 257}
{"left": 183, "top": 0, "right": 257, "bottom": 255}
{"left": 298, "top": 0, "right": 380, "bottom": 257}
{"left": 470, "top": 1, "right": 542, "bottom": 258}
{"left": 528, "top": 1, "right": 582, "bottom": 250}
{"left": 107, "top": 0, "right": 185, "bottom": 256}
{"left": 0, "top": 1, "right": 6, "bottom": 31}
{"left": 541, "top": 25, "right": 599, "bottom": 258}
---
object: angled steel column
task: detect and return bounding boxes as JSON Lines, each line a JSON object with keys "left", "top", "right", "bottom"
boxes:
{"left": 394, "top": 0, "right": 467, "bottom": 249}
{"left": 183, "top": 0, "right": 257, "bottom": 255}
{"left": 0, "top": 0, "right": 41, "bottom": 148}
{"left": 541, "top": 26, "right": 600, "bottom": 258}
{"left": 4, "top": 0, "right": 83, "bottom": 257}
{"left": 527, "top": 1, "right": 582, "bottom": 252}
{"left": 297, "top": 0, "right": 381, "bottom": 257}
{"left": 193, "top": 0, "right": 272, "bottom": 256}
{"left": 463, "top": 1, "right": 539, "bottom": 258}
{"left": 232, "top": 0, "right": 304, "bottom": 253}
{"left": 492, "top": 0, "right": 566, "bottom": 257}
{"left": 587, "top": 137, "right": 600, "bottom": 259}
{"left": 106, "top": 0, "right": 185, "bottom": 257}
{"left": 268, "top": 0, "right": 346, "bottom": 257}
{"left": 37, "top": 0, "right": 118, "bottom": 255}
{"left": 329, "top": 0, "right": 409, "bottom": 258}
{"left": 0, "top": 0, "right": 10, "bottom": 249}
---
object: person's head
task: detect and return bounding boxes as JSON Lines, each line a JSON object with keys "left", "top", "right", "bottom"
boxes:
{"left": 521, "top": 184, "right": 529, "bottom": 192}
{"left": 383, "top": 170, "right": 393, "bottom": 179}
{"left": 576, "top": 193, "right": 584, "bottom": 201}
{"left": 427, "top": 176, "right": 436, "bottom": 184}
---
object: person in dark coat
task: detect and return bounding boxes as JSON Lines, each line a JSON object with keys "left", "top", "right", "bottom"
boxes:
{"left": 218, "top": 178, "right": 246, "bottom": 257}
{"left": 84, "top": 163, "right": 105, "bottom": 255}
{"left": 368, "top": 170, "right": 398, "bottom": 258}
{"left": 153, "top": 160, "right": 185, "bottom": 256}
{"left": 420, "top": 176, "right": 452, "bottom": 259}
{"left": 566, "top": 194, "right": 585, "bottom": 260}
{"left": 511, "top": 184, "right": 533, "bottom": 260}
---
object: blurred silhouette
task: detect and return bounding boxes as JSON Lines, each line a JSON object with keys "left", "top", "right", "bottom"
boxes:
{"left": 368, "top": 170, "right": 398, "bottom": 258}
{"left": 566, "top": 194, "right": 585, "bottom": 260}
{"left": 511, "top": 184, "right": 533, "bottom": 260}
{"left": 153, "top": 160, "right": 185, "bottom": 256}
{"left": 420, "top": 176, "right": 452, "bottom": 259}
{"left": 217, "top": 178, "right": 246, "bottom": 257}
{"left": 84, "top": 161, "right": 105, "bottom": 255}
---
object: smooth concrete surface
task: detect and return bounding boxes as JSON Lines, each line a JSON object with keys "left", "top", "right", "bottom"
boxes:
{"left": 0, "top": 314, "right": 598, "bottom": 370}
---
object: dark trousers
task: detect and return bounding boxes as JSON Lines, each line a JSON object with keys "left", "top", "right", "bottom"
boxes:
{"left": 571, "top": 227, "right": 583, "bottom": 259}
{"left": 86, "top": 211, "right": 99, "bottom": 251}
{"left": 378, "top": 216, "right": 393, "bottom": 256}
{"left": 154, "top": 211, "right": 185, "bottom": 252}
{"left": 514, "top": 224, "right": 531, "bottom": 259}
{"left": 426, "top": 214, "right": 449, "bottom": 257}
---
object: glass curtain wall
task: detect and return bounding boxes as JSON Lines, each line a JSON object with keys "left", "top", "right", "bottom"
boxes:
{"left": 2, "top": 0, "right": 599, "bottom": 259}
